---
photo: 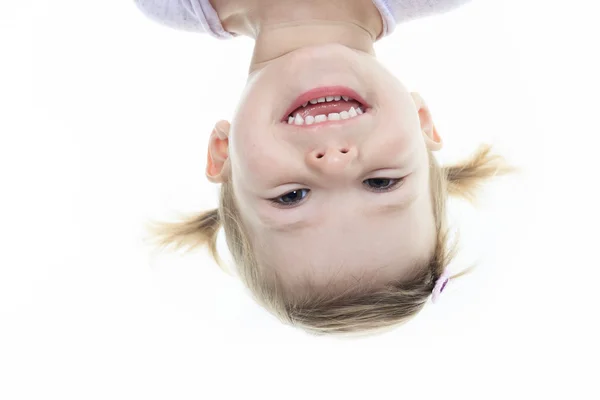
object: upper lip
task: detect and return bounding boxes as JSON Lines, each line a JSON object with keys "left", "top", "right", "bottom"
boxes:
{"left": 281, "top": 86, "right": 370, "bottom": 122}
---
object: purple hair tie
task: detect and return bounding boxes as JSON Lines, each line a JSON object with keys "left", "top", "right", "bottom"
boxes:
{"left": 431, "top": 271, "right": 451, "bottom": 303}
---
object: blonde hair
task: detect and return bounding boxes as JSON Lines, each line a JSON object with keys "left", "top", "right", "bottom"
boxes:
{"left": 144, "top": 145, "right": 512, "bottom": 335}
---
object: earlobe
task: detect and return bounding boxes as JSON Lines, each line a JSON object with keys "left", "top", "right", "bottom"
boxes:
{"left": 425, "top": 124, "right": 443, "bottom": 151}
{"left": 205, "top": 120, "right": 231, "bottom": 183}
{"left": 410, "top": 92, "right": 443, "bottom": 151}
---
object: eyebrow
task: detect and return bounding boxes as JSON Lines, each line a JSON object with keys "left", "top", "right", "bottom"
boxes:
{"left": 365, "top": 199, "right": 414, "bottom": 217}
{"left": 272, "top": 218, "right": 315, "bottom": 233}
{"left": 269, "top": 196, "right": 416, "bottom": 233}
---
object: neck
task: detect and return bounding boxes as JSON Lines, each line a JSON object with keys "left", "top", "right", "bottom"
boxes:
{"left": 216, "top": 0, "right": 383, "bottom": 73}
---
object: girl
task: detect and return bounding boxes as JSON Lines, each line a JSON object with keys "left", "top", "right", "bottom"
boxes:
{"left": 136, "top": 0, "right": 512, "bottom": 335}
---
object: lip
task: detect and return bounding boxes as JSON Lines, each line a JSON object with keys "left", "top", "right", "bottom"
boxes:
{"left": 281, "top": 86, "right": 370, "bottom": 122}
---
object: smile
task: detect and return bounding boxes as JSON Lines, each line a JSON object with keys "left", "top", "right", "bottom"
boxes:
{"left": 281, "top": 86, "right": 370, "bottom": 126}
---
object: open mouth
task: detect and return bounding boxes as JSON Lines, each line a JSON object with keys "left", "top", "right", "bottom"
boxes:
{"left": 281, "top": 87, "right": 369, "bottom": 126}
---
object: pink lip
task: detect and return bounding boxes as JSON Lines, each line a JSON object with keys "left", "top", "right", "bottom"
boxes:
{"left": 281, "top": 86, "right": 369, "bottom": 122}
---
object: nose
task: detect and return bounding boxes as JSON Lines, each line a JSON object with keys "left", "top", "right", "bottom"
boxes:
{"left": 306, "top": 145, "right": 358, "bottom": 175}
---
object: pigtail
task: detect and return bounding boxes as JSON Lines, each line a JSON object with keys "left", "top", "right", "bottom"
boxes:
{"left": 143, "top": 209, "right": 223, "bottom": 266}
{"left": 434, "top": 144, "right": 515, "bottom": 284}
{"left": 444, "top": 144, "right": 515, "bottom": 202}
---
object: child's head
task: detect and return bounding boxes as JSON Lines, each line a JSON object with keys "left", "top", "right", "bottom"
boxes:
{"left": 146, "top": 44, "right": 511, "bottom": 335}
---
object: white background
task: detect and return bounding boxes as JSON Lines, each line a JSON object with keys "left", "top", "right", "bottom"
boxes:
{"left": 1, "top": 0, "right": 598, "bottom": 399}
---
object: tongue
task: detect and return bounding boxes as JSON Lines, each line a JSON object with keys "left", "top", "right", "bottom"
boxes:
{"left": 292, "top": 100, "right": 362, "bottom": 118}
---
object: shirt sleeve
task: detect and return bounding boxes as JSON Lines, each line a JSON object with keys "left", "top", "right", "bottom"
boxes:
{"left": 372, "top": 0, "right": 472, "bottom": 37}
{"left": 133, "top": 0, "right": 236, "bottom": 39}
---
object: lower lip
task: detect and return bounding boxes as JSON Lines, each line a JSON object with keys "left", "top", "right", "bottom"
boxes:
{"left": 282, "top": 86, "right": 369, "bottom": 121}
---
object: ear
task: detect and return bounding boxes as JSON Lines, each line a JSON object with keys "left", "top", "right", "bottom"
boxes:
{"left": 410, "top": 92, "right": 443, "bottom": 151}
{"left": 206, "top": 120, "right": 231, "bottom": 183}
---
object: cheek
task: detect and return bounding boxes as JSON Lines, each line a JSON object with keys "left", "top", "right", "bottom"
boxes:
{"left": 373, "top": 115, "right": 422, "bottom": 159}
{"left": 230, "top": 112, "right": 273, "bottom": 174}
{"left": 231, "top": 129, "right": 283, "bottom": 188}
{"left": 232, "top": 138, "right": 269, "bottom": 175}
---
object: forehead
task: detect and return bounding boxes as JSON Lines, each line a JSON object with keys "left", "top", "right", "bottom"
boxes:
{"left": 249, "top": 189, "right": 437, "bottom": 293}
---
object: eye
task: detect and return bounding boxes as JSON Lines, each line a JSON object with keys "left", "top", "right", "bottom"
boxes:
{"left": 270, "top": 189, "right": 310, "bottom": 207}
{"left": 363, "top": 178, "right": 403, "bottom": 192}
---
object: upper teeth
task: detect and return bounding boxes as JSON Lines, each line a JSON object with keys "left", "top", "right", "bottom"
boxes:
{"left": 287, "top": 106, "right": 364, "bottom": 125}
{"left": 302, "top": 95, "right": 354, "bottom": 107}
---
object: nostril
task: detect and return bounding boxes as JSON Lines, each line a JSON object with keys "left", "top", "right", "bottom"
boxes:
{"left": 315, "top": 149, "right": 349, "bottom": 159}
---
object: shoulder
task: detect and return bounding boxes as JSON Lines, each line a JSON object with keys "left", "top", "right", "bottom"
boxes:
{"left": 134, "top": 0, "right": 236, "bottom": 39}
{"left": 373, "top": 0, "right": 472, "bottom": 35}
